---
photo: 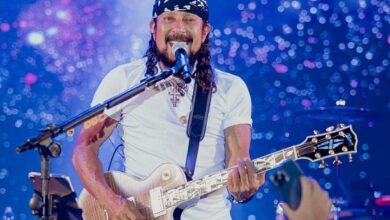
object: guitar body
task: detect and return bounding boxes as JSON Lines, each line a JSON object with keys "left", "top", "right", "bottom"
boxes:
{"left": 79, "top": 163, "right": 187, "bottom": 220}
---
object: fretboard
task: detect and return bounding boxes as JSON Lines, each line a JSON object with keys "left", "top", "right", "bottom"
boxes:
{"left": 163, "top": 146, "right": 298, "bottom": 208}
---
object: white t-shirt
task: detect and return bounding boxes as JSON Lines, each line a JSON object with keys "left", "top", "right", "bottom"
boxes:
{"left": 92, "top": 58, "right": 252, "bottom": 219}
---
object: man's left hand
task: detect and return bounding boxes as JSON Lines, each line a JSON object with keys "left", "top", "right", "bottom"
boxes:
{"left": 227, "top": 158, "right": 265, "bottom": 202}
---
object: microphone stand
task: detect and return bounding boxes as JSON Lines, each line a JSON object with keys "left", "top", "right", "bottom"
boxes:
{"left": 15, "top": 68, "right": 175, "bottom": 219}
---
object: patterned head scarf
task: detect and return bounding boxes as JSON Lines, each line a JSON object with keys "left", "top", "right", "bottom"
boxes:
{"left": 152, "top": 0, "right": 209, "bottom": 21}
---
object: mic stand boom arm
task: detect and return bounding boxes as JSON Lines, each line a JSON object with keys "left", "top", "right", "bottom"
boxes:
{"left": 15, "top": 68, "right": 174, "bottom": 219}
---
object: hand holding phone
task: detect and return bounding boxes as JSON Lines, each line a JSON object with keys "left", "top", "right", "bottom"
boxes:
{"left": 270, "top": 160, "right": 303, "bottom": 210}
{"left": 271, "top": 161, "right": 332, "bottom": 220}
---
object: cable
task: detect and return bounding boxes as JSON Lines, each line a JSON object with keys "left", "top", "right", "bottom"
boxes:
{"left": 108, "top": 137, "right": 125, "bottom": 159}
{"left": 107, "top": 137, "right": 125, "bottom": 171}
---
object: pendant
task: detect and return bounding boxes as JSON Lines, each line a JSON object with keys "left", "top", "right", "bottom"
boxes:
{"left": 168, "top": 78, "right": 188, "bottom": 107}
{"left": 169, "top": 86, "right": 182, "bottom": 107}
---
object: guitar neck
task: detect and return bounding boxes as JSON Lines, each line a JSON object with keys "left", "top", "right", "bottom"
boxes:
{"left": 163, "top": 146, "right": 298, "bottom": 208}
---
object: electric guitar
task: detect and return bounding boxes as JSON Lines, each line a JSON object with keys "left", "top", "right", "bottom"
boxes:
{"left": 78, "top": 125, "right": 358, "bottom": 220}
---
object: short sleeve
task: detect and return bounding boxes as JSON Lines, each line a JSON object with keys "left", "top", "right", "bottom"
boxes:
{"left": 91, "top": 67, "right": 127, "bottom": 121}
{"left": 223, "top": 77, "right": 252, "bottom": 129}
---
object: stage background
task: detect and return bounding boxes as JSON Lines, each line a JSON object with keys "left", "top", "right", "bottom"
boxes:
{"left": 0, "top": 0, "right": 389, "bottom": 219}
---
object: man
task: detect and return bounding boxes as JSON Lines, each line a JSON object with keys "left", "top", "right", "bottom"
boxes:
{"left": 72, "top": 0, "right": 265, "bottom": 219}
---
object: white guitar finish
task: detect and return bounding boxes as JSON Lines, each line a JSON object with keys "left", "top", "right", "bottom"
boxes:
{"left": 78, "top": 125, "right": 358, "bottom": 220}
{"left": 79, "top": 164, "right": 187, "bottom": 220}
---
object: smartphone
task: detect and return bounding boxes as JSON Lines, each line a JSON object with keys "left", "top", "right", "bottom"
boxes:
{"left": 270, "top": 160, "right": 303, "bottom": 210}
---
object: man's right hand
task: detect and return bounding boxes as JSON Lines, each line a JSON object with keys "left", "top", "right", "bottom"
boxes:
{"left": 104, "top": 195, "right": 146, "bottom": 220}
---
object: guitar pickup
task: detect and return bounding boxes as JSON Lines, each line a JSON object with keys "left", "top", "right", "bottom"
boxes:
{"left": 150, "top": 187, "right": 166, "bottom": 217}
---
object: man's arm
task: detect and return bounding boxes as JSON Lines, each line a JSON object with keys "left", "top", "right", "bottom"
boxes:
{"left": 72, "top": 113, "right": 143, "bottom": 219}
{"left": 225, "top": 124, "right": 265, "bottom": 202}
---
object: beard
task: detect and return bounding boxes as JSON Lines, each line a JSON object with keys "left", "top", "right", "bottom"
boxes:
{"left": 156, "top": 47, "right": 197, "bottom": 69}
{"left": 156, "top": 49, "right": 176, "bottom": 68}
{"left": 156, "top": 32, "right": 197, "bottom": 69}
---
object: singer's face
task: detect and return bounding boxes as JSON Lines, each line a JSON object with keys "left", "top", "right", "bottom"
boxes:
{"left": 150, "top": 11, "right": 211, "bottom": 68}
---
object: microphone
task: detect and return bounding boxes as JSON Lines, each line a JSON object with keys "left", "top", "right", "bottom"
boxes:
{"left": 171, "top": 42, "right": 192, "bottom": 84}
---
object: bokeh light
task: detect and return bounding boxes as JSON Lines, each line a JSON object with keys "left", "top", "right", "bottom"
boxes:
{"left": 0, "top": 0, "right": 389, "bottom": 219}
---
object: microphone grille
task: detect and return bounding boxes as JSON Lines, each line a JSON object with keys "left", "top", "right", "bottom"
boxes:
{"left": 171, "top": 41, "right": 188, "bottom": 55}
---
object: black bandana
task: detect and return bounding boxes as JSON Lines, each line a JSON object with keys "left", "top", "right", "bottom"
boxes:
{"left": 152, "top": 0, "right": 209, "bottom": 21}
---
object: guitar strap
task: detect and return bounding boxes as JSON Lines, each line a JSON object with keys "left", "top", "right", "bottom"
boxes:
{"left": 184, "top": 82, "right": 212, "bottom": 180}
{"left": 174, "top": 82, "right": 212, "bottom": 220}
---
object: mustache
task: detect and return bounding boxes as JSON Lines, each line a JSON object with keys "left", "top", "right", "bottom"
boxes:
{"left": 166, "top": 32, "right": 193, "bottom": 43}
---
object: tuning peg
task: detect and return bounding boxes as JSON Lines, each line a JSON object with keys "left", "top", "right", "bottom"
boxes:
{"left": 326, "top": 126, "right": 335, "bottom": 132}
{"left": 337, "top": 123, "right": 346, "bottom": 128}
{"left": 313, "top": 130, "right": 319, "bottom": 135}
{"left": 349, "top": 153, "right": 353, "bottom": 162}
{"left": 319, "top": 160, "right": 328, "bottom": 168}
{"left": 333, "top": 156, "right": 342, "bottom": 165}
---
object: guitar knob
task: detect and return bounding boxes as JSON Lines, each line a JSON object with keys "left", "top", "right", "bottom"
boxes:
{"left": 333, "top": 156, "right": 342, "bottom": 165}
{"left": 349, "top": 153, "right": 353, "bottom": 162}
{"left": 326, "top": 126, "right": 335, "bottom": 132}
{"left": 319, "top": 160, "right": 328, "bottom": 168}
{"left": 67, "top": 128, "right": 75, "bottom": 137}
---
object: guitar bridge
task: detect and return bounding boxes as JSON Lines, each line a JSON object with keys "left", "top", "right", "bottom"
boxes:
{"left": 150, "top": 187, "right": 166, "bottom": 217}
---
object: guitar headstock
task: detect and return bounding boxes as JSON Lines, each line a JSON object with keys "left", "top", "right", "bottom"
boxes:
{"left": 296, "top": 125, "right": 358, "bottom": 166}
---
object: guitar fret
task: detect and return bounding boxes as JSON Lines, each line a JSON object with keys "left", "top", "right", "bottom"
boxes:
{"left": 275, "top": 152, "right": 284, "bottom": 164}
{"left": 253, "top": 146, "right": 297, "bottom": 173}
{"left": 293, "top": 146, "right": 298, "bottom": 158}
{"left": 284, "top": 147, "right": 297, "bottom": 160}
{"left": 265, "top": 154, "right": 276, "bottom": 168}
{"left": 164, "top": 170, "right": 230, "bottom": 208}
{"left": 164, "top": 147, "right": 299, "bottom": 208}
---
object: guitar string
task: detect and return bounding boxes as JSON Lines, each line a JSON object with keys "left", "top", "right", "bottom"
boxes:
{"left": 166, "top": 135, "right": 352, "bottom": 190}
{"left": 100, "top": 133, "right": 355, "bottom": 216}
{"left": 163, "top": 133, "right": 354, "bottom": 208}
